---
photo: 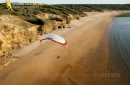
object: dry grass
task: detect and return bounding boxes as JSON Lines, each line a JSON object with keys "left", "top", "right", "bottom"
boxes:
{"left": 0, "top": 15, "right": 38, "bottom": 67}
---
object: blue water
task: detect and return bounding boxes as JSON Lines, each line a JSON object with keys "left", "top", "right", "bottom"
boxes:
{"left": 109, "top": 17, "right": 130, "bottom": 84}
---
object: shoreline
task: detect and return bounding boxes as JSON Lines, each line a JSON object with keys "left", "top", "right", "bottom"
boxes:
{"left": 0, "top": 11, "right": 128, "bottom": 70}
{"left": 0, "top": 11, "right": 129, "bottom": 85}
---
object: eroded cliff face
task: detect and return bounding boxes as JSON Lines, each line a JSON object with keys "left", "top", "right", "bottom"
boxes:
{"left": 0, "top": 13, "right": 75, "bottom": 69}
{"left": 0, "top": 15, "right": 38, "bottom": 68}
{"left": 36, "top": 13, "right": 67, "bottom": 35}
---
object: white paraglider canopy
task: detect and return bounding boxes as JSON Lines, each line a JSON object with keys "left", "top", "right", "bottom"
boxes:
{"left": 40, "top": 34, "right": 68, "bottom": 48}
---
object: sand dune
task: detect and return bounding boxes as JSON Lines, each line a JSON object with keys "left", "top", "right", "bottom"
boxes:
{"left": 0, "top": 11, "right": 129, "bottom": 85}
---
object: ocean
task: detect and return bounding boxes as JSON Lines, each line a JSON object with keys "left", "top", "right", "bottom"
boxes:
{"left": 109, "top": 17, "right": 130, "bottom": 84}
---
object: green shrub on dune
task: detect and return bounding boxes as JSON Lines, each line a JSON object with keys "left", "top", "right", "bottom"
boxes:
{"left": 117, "top": 13, "right": 130, "bottom": 17}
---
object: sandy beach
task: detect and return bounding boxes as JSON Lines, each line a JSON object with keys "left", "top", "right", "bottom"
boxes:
{"left": 0, "top": 11, "right": 129, "bottom": 85}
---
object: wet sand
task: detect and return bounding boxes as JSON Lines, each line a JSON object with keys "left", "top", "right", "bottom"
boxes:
{"left": 0, "top": 11, "right": 129, "bottom": 85}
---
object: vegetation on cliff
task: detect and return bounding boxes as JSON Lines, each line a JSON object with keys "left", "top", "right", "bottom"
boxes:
{"left": 117, "top": 13, "right": 130, "bottom": 17}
